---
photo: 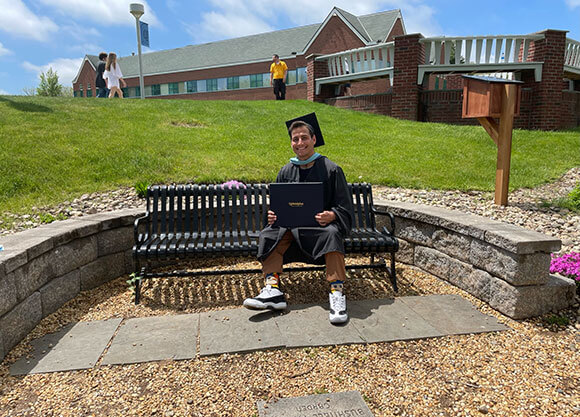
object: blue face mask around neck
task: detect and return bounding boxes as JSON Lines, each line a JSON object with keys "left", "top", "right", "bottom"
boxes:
{"left": 290, "top": 152, "right": 321, "bottom": 166}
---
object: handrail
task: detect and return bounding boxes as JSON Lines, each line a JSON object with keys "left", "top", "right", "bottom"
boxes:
{"left": 565, "top": 38, "right": 580, "bottom": 69}
{"left": 315, "top": 42, "right": 395, "bottom": 78}
{"left": 420, "top": 34, "right": 544, "bottom": 66}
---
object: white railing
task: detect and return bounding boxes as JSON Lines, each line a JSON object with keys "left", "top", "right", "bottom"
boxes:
{"left": 421, "top": 34, "right": 544, "bottom": 65}
{"left": 316, "top": 42, "right": 394, "bottom": 77}
{"left": 565, "top": 38, "right": 580, "bottom": 73}
{"left": 418, "top": 34, "right": 545, "bottom": 83}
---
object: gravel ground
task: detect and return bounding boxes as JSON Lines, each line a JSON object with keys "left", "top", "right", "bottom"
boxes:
{"left": 1, "top": 169, "right": 579, "bottom": 416}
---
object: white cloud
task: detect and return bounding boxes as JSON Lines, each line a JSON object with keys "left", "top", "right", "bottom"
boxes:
{"left": 566, "top": 0, "right": 580, "bottom": 8}
{"left": 188, "top": 0, "right": 441, "bottom": 42}
{"left": 0, "top": 0, "right": 58, "bottom": 41}
{"left": 22, "top": 57, "right": 83, "bottom": 86}
{"left": 188, "top": 11, "right": 273, "bottom": 42}
{"left": 0, "top": 42, "right": 11, "bottom": 56}
{"left": 38, "top": 0, "right": 160, "bottom": 26}
{"left": 0, "top": 88, "right": 9, "bottom": 95}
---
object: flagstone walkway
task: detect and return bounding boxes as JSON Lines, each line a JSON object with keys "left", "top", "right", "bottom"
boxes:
{"left": 10, "top": 294, "right": 507, "bottom": 376}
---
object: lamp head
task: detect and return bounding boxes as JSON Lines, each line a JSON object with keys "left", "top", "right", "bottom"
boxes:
{"left": 130, "top": 3, "right": 144, "bottom": 19}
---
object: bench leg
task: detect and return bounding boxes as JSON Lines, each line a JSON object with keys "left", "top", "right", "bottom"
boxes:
{"left": 389, "top": 252, "right": 398, "bottom": 293}
{"left": 134, "top": 266, "right": 145, "bottom": 305}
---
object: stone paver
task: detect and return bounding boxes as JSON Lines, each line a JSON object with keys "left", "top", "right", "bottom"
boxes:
{"left": 9, "top": 296, "right": 509, "bottom": 374}
{"left": 349, "top": 298, "right": 444, "bottom": 343}
{"left": 101, "top": 314, "right": 199, "bottom": 365}
{"left": 277, "top": 304, "right": 366, "bottom": 348}
{"left": 257, "top": 391, "right": 373, "bottom": 417}
{"left": 10, "top": 319, "right": 121, "bottom": 375}
{"left": 199, "top": 308, "right": 285, "bottom": 356}
{"left": 400, "top": 294, "right": 508, "bottom": 335}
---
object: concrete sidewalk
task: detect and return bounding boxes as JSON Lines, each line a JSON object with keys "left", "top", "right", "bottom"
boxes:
{"left": 10, "top": 294, "right": 508, "bottom": 375}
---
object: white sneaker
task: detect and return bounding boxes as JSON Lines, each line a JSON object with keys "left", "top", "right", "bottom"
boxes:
{"left": 329, "top": 291, "right": 348, "bottom": 324}
{"left": 243, "top": 285, "right": 287, "bottom": 310}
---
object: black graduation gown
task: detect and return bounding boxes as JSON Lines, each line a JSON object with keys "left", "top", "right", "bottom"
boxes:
{"left": 257, "top": 156, "right": 354, "bottom": 265}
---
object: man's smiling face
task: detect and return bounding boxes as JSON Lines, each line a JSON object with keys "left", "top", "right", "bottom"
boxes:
{"left": 290, "top": 126, "right": 316, "bottom": 161}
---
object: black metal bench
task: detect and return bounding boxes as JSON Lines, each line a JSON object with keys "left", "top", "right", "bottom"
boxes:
{"left": 132, "top": 183, "right": 399, "bottom": 304}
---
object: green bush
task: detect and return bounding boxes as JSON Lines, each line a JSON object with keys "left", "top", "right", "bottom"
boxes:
{"left": 568, "top": 182, "right": 580, "bottom": 210}
{"left": 135, "top": 181, "right": 150, "bottom": 198}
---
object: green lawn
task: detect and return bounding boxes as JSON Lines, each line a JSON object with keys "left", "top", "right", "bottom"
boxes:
{"left": 0, "top": 95, "right": 578, "bottom": 213}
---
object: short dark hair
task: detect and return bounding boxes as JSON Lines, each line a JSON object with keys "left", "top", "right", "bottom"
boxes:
{"left": 99, "top": 52, "right": 108, "bottom": 60}
{"left": 288, "top": 121, "right": 314, "bottom": 138}
{"left": 273, "top": 54, "right": 279, "bottom": 59}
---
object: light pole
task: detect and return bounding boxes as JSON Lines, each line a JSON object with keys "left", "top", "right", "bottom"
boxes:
{"left": 130, "top": 3, "right": 145, "bottom": 99}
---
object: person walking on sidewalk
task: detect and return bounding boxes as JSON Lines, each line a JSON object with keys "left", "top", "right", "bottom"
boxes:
{"left": 243, "top": 113, "right": 354, "bottom": 324}
{"left": 270, "top": 54, "right": 288, "bottom": 100}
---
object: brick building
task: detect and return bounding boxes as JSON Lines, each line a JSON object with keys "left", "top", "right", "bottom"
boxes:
{"left": 72, "top": 7, "right": 405, "bottom": 100}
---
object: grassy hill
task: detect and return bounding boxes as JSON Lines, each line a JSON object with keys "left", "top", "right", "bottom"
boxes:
{"left": 0, "top": 95, "right": 578, "bottom": 213}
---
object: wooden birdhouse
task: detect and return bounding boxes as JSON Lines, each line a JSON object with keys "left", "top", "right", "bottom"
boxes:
{"left": 462, "top": 75, "right": 522, "bottom": 118}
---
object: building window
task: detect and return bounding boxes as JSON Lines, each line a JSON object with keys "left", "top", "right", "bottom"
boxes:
{"left": 74, "top": 90, "right": 79, "bottom": 97}
{"left": 239, "top": 75, "right": 250, "bottom": 89}
{"left": 207, "top": 78, "right": 218, "bottom": 92}
{"left": 250, "top": 74, "right": 263, "bottom": 88}
{"left": 121, "top": 87, "right": 128, "bottom": 97}
{"left": 227, "top": 76, "right": 240, "bottom": 90}
{"left": 86, "top": 88, "right": 93, "bottom": 97}
{"left": 297, "top": 67, "right": 307, "bottom": 83}
{"left": 168, "top": 82, "right": 179, "bottom": 94}
{"left": 134, "top": 86, "right": 141, "bottom": 97}
{"left": 186, "top": 81, "right": 197, "bottom": 93}
{"left": 287, "top": 70, "right": 297, "bottom": 85}
{"left": 151, "top": 84, "right": 161, "bottom": 96}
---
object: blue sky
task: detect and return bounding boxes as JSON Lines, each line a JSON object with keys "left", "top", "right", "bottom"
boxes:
{"left": 0, "top": 0, "right": 578, "bottom": 95}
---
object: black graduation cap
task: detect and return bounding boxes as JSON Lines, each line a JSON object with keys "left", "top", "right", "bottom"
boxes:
{"left": 285, "top": 112, "right": 325, "bottom": 147}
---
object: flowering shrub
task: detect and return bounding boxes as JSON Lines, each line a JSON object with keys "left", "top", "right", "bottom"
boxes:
{"left": 550, "top": 252, "right": 580, "bottom": 282}
{"left": 220, "top": 180, "right": 246, "bottom": 189}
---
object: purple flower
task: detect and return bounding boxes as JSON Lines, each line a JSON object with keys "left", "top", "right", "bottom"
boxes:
{"left": 221, "top": 180, "right": 246, "bottom": 189}
{"left": 550, "top": 252, "right": 580, "bottom": 282}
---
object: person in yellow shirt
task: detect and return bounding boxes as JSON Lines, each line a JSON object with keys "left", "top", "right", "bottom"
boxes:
{"left": 270, "top": 54, "right": 288, "bottom": 100}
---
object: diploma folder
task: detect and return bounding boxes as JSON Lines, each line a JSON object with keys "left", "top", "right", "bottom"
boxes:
{"left": 269, "top": 182, "right": 324, "bottom": 227}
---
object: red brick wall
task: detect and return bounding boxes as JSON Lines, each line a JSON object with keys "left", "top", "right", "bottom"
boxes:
{"left": 307, "top": 54, "right": 334, "bottom": 102}
{"left": 305, "top": 15, "right": 366, "bottom": 56}
{"left": 418, "top": 88, "right": 535, "bottom": 129}
{"left": 386, "top": 18, "right": 405, "bottom": 41}
{"left": 525, "top": 30, "right": 567, "bottom": 130}
{"left": 73, "top": 60, "right": 97, "bottom": 97}
{"left": 392, "top": 33, "right": 425, "bottom": 120}
{"left": 560, "top": 91, "right": 580, "bottom": 128}
{"left": 351, "top": 78, "right": 391, "bottom": 95}
{"left": 148, "top": 84, "right": 307, "bottom": 101}
{"left": 326, "top": 93, "right": 392, "bottom": 115}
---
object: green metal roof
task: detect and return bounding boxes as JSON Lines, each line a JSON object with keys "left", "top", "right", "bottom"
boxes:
{"left": 97, "top": 8, "right": 402, "bottom": 79}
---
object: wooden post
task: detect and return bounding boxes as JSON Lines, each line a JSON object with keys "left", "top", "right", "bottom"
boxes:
{"left": 494, "top": 84, "right": 517, "bottom": 206}
{"left": 463, "top": 75, "right": 521, "bottom": 207}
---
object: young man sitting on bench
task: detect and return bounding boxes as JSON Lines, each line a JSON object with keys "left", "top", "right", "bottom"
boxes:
{"left": 243, "top": 114, "right": 354, "bottom": 324}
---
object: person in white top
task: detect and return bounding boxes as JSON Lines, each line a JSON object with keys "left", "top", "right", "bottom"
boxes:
{"left": 103, "top": 52, "right": 126, "bottom": 98}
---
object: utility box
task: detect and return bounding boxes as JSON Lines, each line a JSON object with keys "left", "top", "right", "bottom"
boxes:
{"left": 462, "top": 75, "right": 522, "bottom": 118}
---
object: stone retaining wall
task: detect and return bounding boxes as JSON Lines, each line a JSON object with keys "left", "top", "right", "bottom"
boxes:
{"left": 0, "top": 203, "right": 576, "bottom": 362}
{"left": 375, "top": 200, "right": 576, "bottom": 319}
{"left": 0, "top": 209, "right": 144, "bottom": 362}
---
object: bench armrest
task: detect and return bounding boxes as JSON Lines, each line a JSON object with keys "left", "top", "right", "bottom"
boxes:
{"left": 371, "top": 206, "right": 396, "bottom": 235}
{"left": 134, "top": 213, "right": 150, "bottom": 243}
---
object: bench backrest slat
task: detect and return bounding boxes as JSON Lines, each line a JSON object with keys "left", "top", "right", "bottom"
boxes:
{"left": 145, "top": 183, "right": 377, "bottom": 236}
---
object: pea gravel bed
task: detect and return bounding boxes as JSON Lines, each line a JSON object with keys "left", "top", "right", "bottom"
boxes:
{"left": 1, "top": 169, "right": 579, "bottom": 416}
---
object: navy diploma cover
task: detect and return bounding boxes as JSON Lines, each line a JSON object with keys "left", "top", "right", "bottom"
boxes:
{"left": 269, "top": 182, "right": 324, "bottom": 227}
